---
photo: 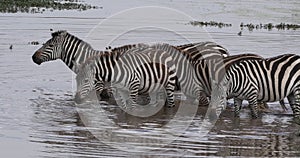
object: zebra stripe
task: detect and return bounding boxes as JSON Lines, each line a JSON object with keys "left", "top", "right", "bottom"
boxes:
{"left": 215, "top": 54, "right": 300, "bottom": 118}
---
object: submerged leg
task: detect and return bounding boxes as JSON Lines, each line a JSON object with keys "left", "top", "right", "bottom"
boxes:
{"left": 234, "top": 98, "right": 242, "bottom": 117}
{"left": 288, "top": 86, "right": 300, "bottom": 124}
{"left": 126, "top": 78, "right": 140, "bottom": 109}
{"left": 198, "top": 92, "right": 209, "bottom": 106}
{"left": 247, "top": 95, "right": 259, "bottom": 118}
{"left": 291, "top": 87, "right": 300, "bottom": 116}
{"left": 279, "top": 99, "right": 288, "bottom": 112}
{"left": 165, "top": 81, "right": 176, "bottom": 107}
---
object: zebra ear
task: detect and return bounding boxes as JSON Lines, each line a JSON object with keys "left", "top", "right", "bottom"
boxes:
{"left": 51, "top": 30, "right": 67, "bottom": 37}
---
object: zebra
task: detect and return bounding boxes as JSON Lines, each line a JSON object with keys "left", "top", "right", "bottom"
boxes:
{"left": 75, "top": 45, "right": 177, "bottom": 108}
{"left": 178, "top": 42, "right": 286, "bottom": 110}
{"left": 194, "top": 53, "right": 263, "bottom": 97}
{"left": 32, "top": 30, "right": 148, "bottom": 98}
{"left": 211, "top": 54, "right": 300, "bottom": 118}
{"left": 150, "top": 43, "right": 230, "bottom": 106}
{"left": 194, "top": 52, "right": 288, "bottom": 111}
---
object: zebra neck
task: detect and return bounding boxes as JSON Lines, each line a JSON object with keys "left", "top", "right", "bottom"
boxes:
{"left": 61, "top": 33, "right": 99, "bottom": 73}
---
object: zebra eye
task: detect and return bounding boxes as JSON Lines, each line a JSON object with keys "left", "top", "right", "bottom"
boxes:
{"left": 49, "top": 44, "right": 54, "bottom": 47}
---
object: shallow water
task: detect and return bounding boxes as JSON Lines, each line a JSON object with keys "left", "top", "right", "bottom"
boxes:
{"left": 0, "top": 0, "right": 300, "bottom": 157}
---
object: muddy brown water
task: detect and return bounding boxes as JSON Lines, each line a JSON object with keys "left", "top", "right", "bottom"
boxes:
{"left": 0, "top": 0, "right": 300, "bottom": 157}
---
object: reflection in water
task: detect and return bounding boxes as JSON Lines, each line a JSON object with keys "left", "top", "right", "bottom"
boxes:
{"left": 29, "top": 92, "right": 300, "bottom": 157}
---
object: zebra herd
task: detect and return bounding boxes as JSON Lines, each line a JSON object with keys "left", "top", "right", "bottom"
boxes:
{"left": 32, "top": 30, "right": 300, "bottom": 119}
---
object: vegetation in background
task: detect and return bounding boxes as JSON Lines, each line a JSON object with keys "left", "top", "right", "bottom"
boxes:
{"left": 189, "top": 21, "right": 300, "bottom": 34}
{"left": 189, "top": 21, "right": 232, "bottom": 28}
{"left": 0, "top": 0, "right": 99, "bottom": 13}
{"left": 240, "top": 22, "right": 300, "bottom": 31}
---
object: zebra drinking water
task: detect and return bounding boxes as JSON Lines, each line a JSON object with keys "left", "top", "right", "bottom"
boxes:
{"left": 75, "top": 45, "right": 177, "bottom": 108}
{"left": 212, "top": 54, "right": 300, "bottom": 118}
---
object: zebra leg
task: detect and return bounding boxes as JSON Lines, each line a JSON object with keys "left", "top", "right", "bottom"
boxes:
{"left": 198, "top": 92, "right": 209, "bottom": 106}
{"left": 279, "top": 99, "right": 288, "bottom": 112}
{"left": 257, "top": 102, "right": 270, "bottom": 113}
{"left": 234, "top": 98, "right": 242, "bottom": 117}
{"left": 127, "top": 79, "right": 140, "bottom": 108}
{"left": 165, "top": 82, "right": 175, "bottom": 107}
{"left": 94, "top": 81, "right": 105, "bottom": 100}
{"left": 289, "top": 87, "right": 300, "bottom": 116}
{"left": 248, "top": 98, "right": 259, "bottom": 118}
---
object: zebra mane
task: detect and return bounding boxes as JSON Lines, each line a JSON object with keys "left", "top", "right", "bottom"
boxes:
{"left": 97, "top": 43, "right": 150, "bottom": 58}
{"left": 264, "top": 53, "right": 296, "bottom": 61}
{"left": 151, "top": 43, "right": 192, "bottom": 57}
{"left": 52, "top": 30, "right": 95, "bottom": 51}
{"left": 176, "top": 41, "right": 229, "bottom": 57}
{"left": 51, "top": 30, "right": 67, "bottom": 37}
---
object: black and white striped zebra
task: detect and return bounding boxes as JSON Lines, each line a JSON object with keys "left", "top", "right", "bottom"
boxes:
{"left": 75, "top": 45, "right": 177, "bottom": 108}
{"left": 194, "top": 53, "right": 264, "bottom": 98}
{"left": 151, "top": 43, "right": 208, "bottom": 105}
{"left": 212, "top": 54, "right": 300, "bottom": 118}
{"left": 32, "top": 31, "right": 148, "bottom": 98}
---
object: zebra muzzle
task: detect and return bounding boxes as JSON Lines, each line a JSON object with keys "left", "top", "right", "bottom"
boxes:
{"left": 32, "top": 55, "right": 43, "bottom": 65}
{"left": 74, "top": 93, "right": 83, "bottom": 104}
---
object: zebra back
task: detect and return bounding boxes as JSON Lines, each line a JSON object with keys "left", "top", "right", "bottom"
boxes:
{"left": 76, "top": 45, "right": 177, "bottom": 107}
{"left": 176, "top": 41, "right": 229, "bottom": 61}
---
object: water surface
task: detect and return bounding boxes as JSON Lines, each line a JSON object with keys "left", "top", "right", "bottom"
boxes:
{"left": 0, "top": 0, "right": 300, "bottom": 157}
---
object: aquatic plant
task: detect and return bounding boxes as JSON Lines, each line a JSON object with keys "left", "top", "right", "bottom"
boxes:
{"left": 240, "top": 22, "right": 300, "bottom": 31}
{"left": 0, "top": 0, "right": 99, "bottom": 13}
{"left": 189, "top": 21, "right": 232, "bottom": 28}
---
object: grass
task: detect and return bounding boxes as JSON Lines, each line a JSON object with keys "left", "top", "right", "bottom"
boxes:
{"left": 0, "top": 0, "right": 99, "bottom": 13}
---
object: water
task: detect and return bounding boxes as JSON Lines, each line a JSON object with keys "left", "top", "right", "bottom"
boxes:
{"left": 1, "top": 0, "right": 300, "bottom": 157}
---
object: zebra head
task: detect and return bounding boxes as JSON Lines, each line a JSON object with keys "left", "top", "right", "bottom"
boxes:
{"left": 32, "top": 30, "right": 67, "bottom": 65}
{"left": 74, "top": 62, "right": 97, "bottom": 103}
{"left": 210, "top": 79, "right": 229, "bottom": 111}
